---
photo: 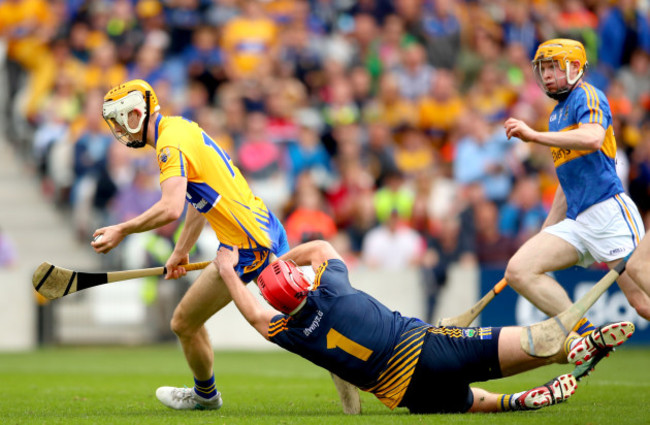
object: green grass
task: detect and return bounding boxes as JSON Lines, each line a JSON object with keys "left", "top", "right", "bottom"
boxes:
{"left": 0, "top": 345, "right": 649, "bottom": 425}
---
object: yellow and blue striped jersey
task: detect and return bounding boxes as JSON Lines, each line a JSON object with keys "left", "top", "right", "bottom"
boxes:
{"left": 548, "top": 81, "right": 624, "bottom": 219}
{"left": 154, "top": 115, "right": 274, "bottom": 250}
{"left": 268, "top": 259, "right": 429, "bottom": 409}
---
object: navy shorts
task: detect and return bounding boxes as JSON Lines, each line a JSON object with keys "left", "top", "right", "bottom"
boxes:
{"left": 399, "top": 326, "right": 503, "bottom": 414}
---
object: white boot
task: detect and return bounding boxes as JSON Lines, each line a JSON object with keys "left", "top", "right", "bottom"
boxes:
{"left": 156, "top": 387, "right": 223, "bottom": 410}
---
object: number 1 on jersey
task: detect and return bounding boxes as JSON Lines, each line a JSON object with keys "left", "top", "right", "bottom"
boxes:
{"left": 326, "top": 329, "right": 373, "bottom": 361}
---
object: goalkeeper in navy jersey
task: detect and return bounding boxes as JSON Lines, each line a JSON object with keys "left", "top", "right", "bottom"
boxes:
{"left": 215, "top": 240, "right": 634, "bottom": 414}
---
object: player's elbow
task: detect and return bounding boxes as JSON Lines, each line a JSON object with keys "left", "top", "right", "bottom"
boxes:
{"left": 581, "top": 126, "right": 605, "bottom": 150}
{"left": 584, "top": 135, "right": 603, "bottom": 150}
{"left": 160, "top": 203, "right": 184, "bottom": 222}
{"left": 310, "top": 240, "right": 338, "bottom": 258}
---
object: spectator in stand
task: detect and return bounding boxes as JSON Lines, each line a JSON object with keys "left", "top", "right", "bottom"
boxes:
{"left": 350, "top": 13, "right": 381, "bottom": 80}
{"left": 410, "top": 167, "right": 458, "bottom": 235}
{"left": 597, "top": 0, "right": 650, "bottom": 76}
{"left": 453, "top": 111, "right": 517, "bottom": 207}
{"left": 284, "top": 181, "right": 337, "bottom": 246}
{"left": 277, "top": 12, "right": 325, "bottom": 85}
{"left": 362, "top": 208, "right": 424, "bottom": 271}
{"left": 555, "top": 0, "right": 598, "bottom": 61}
{"left": 220, "top": 94, "right": 247, "bottom": 148}
{"left": 127, "top": 42, "right": 168, "bottom": 87}
{"left": 466, "top": 64, "right": 517, "bottom": 124}
{"left": 286, "top": 108, "right": 333, "bottom": 191}
{"left": 363, "top": 72, "right": 416, "bottom": 130}
{"left": 499, "top": 175, "right": 548, "bottom": 245}
{"left": 421, "top": 215, "right": 475, "bottom": 322}
{"left": 322, "top": 76, "right": 361, "bottom": 130}
{"left": 165, "top": 0, "right": 203, "bottom": 57}
{"left": 501, "top": 2, "right": 537, "bottom": 59}
{"left": 373, "top": 169, "right": 414, "bottom": 225}
{"left": 418, "top": 0, "right": 461, "bottom": 70}
{"left": 83, "top": 41, "right": 128, "bottom": 94}
{"left": 393, "top": 42, "right": 435, "bottom": 101}
{"left": 349, "top": 66, "right": 374, "bottom": 111}
{"left": 180, "top": 80, "right": 210, "bottom": 122}
{"left": 0, "top": 0, "right": 62, "bottom": 122}
{"left": 417, "top": 69, "right": 465, "bottom": 150}
{"left": 204, "top": 0, "right": 240, "bottom": 28}
{"left": 457, "top": 19, "right": 509, "bottom": 92}
{"left": 345, "top": 185, "right": 378, "bottom": 255}
{"left": 108, "top": 164, "right": 161, "bottom": 225}
{"left": 180, "top": 26, "right": 225, "bottom": 102}
{"left": 617, "top": 49, "right": 650, "bottom": 105}
{"left": 71, "top": 90, "right": 117, "bottom": 240}
{"left": 326, "top": 157, "right": 374, "bottom": 230}
{"left": 265, "top": 87, "right": 299, "bottom": 144}
{"left": 393, "top": 124, "right": 436, "bottom": 179}
{"left": 454, "top": 182, "right": 486, "bottom": 260}
{"left": 220, "top": 0, "right": 278, "bottom": 80}
{"left": 370, "top": 14, "right": 417, "bottom": 80}
{"left": 474, "top": 199, "right": 518, "bottom": 267}
{"left": 364, "top": 120, "right": 398, "bottom": 188}
{"left": 237, "top": 111, "right": 289, "bottom": 215}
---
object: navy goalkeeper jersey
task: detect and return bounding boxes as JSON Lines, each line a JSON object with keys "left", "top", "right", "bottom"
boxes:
{"left": 268, "top": 259, "right": 430, "bottom": 409}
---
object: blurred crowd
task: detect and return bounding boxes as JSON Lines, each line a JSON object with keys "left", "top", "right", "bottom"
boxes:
{"left": 2, "top": 0, "right": 650, "bottom": 320}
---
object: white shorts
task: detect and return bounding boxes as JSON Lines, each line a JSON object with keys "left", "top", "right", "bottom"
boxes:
{"left": 544, "top": 193, "right": 645, "bottom": 267}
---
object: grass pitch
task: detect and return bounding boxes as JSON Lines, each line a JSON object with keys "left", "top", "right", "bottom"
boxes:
{"left": 0, "top": 345, "right": 649, "bottom": 425}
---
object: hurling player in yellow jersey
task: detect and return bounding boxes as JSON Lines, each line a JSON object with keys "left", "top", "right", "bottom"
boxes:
{"left": 503, "top": 39, "right": 649, "bottom": 379}
{"left": 91, "top": 79, "right": 298, "bottom": 410}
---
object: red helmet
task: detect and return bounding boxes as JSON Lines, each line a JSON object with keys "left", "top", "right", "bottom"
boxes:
{"left": 258, "top": 260, "right": 312, "bottom": 315}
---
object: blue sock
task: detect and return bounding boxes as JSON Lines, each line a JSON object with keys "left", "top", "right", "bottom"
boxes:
{"left": 194, "top": 374, "right": 217, "bottom": 399}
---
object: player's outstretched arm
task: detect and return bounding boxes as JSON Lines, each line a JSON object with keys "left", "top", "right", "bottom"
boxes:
{"left": 216, "top": 246, "right": 276, "bottom": 339}
{"left": 92, "top": 176, "right": 188, "bottom": 254}
{"left": 278, "top": 240, "right": 343, "bottom": 272}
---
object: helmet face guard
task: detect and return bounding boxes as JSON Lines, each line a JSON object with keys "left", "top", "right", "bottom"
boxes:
{"left": 257, "top": 260, "right": 313, "bottom": 315}
{"left": 532, "top": 39, "right": 587, "bottom": 101}
{"left": 103, "top": 79, "right": 160, "bottom": 148}
{"left": 102, "top": 91, "right": 150, "bottom": 148}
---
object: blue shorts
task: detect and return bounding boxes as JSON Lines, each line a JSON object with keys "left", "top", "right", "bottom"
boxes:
{"left": 399, "top": 326, "right": 503, "bottom": 413}
{"left": 222, "top": 212, "right": 289, "bottom": 283}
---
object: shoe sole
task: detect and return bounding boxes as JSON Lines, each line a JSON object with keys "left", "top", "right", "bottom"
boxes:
{"left": 547, "top": 374, "right": 577, "bottom": 404}
{"left": 524, "top": 373, "right": 577, "bottom": 408}
{"left": 569, "top": 322, "right": 635, "bottom": 366}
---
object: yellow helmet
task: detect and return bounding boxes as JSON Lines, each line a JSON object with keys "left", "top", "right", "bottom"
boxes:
{"left": 102, "top": 79, "right": 160, "bottom": 148}
{"left": 532, "top": 39, "right": 588, "bottom": 100}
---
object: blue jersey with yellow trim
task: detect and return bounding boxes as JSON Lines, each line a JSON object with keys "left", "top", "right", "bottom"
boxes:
{"left": 548, "top": 81, "right": 624, "bottom": 219}
{"left": 154, "top": 115, "right": 274, "bottom": 249}
{"left": 268, "top": 259, "right": 428, "bottom": 409}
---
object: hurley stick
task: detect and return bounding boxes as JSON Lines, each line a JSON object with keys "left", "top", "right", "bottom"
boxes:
{"left": 33, "top": 261, "right": 212, "bottom": 300}
{"left": 437, "top": 278, "right": 508, "bottom": 327}
{"left": 520, "top": 259, "right": 627, "bottom": 357}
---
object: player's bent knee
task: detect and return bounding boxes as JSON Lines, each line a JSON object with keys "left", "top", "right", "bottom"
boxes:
{"left": 504, "top": 265, "right": 526, "bottom": 291}
{"left": 630, "top": 299, "right": 650, "bottom": 321}
{"left": 626, "top": 260, "right": 643, "bottom": 287}
{"left": 170, "top": 309, "right": 193, "bottom": 337}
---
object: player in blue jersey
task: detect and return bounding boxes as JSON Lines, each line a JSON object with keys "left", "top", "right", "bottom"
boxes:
{"left": 503, "top": 39, "right": 649, "bottom": 380}
{"left": 215, "top": 240, "right": 635, "bottom": 414}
